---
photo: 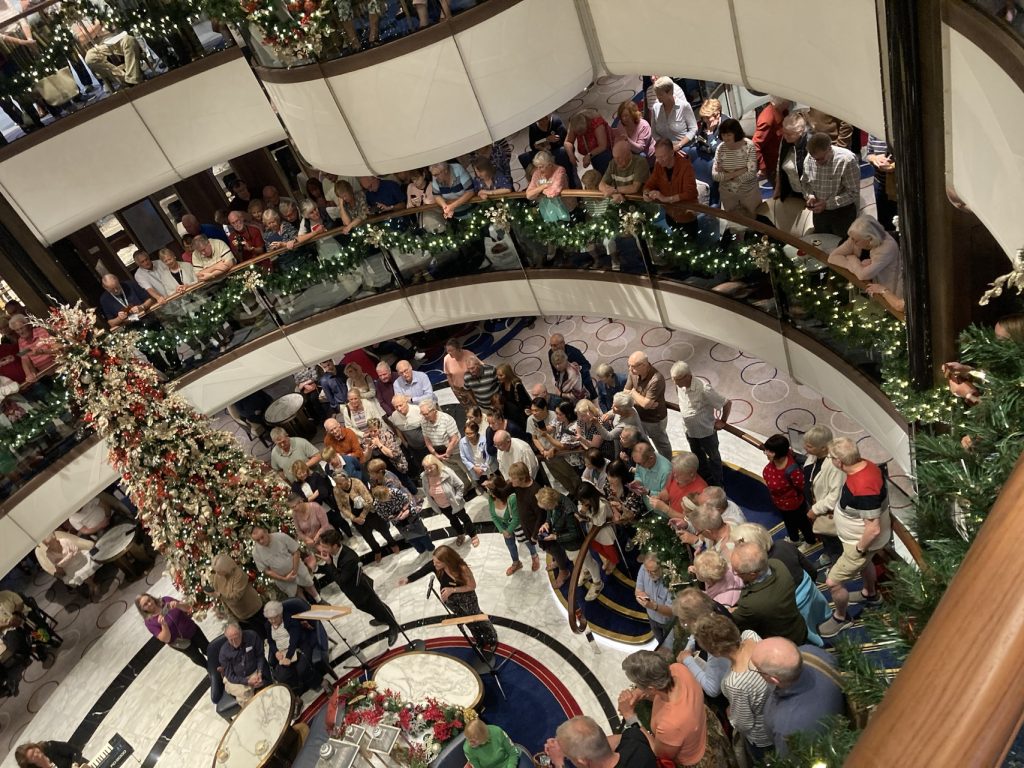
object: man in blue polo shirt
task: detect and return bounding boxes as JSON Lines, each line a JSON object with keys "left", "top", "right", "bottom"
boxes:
{"left": 359, "top": 176, "right": 406, "bottom": 215}
{"left": 752, "top": 636, "right": 845, "bottom": 757}
{"left": 99, "top": 274, "right": 153, "bottom": 329}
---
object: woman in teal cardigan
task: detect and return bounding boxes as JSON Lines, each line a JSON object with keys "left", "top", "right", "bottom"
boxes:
{"left": 463, "top": 718, "right": 520, "bottom": 768}
{"left": 488, "top": 478, "right": 538, "bottom": 576}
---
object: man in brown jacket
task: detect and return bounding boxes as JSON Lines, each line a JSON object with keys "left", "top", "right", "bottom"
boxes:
{"left": 643, "top": 138, "right": 699, "bottom": 239}
{"left": 210, "top": 553, "right": 266, "bottom": 641}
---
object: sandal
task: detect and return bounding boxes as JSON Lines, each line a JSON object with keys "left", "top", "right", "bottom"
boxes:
{"left": 455, "top": 535, "right": 467, "bottom": 546}
{"left": 506, "top": 561, "right": 523, "bottom": 576}
{"left": 470, "top": 536, "right": 480, "bottom": 548}
{"left": 531, "top": 555, "right": 541, "bottom": 572}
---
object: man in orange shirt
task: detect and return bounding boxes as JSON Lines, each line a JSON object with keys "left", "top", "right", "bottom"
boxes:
{"left": 323, "top": 417, "right": 364, "bottom": 470}
{"left": 643, "top": 138, "right": 699, "bottom": 239}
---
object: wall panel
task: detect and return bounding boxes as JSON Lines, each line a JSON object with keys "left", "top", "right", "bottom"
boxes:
{"left": 947, "top": 27, "right": 1024, "bottom": 260}
{"left": 327, "top": 38, "right": 491, "bottom": 174}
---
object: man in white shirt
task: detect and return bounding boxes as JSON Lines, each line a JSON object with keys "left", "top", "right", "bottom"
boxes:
{"left": 68, "top": 497, "right": 112, "bottom": 537}
{"left": 671, "top": 361, "right": 731, "bottom": 487}
{"left": 493, "top": 429, "right": 538, "bottom": 482}
{"left": 650, "top": 76, "right": 697, "bottom": 151}
{"left": 132, "top": 250, "right": 172, "bottom": 302}
{"left": 697, "top": 486, "right": 747, "bottom": 526}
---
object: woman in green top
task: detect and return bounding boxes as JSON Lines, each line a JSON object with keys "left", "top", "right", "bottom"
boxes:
{"left": 488, "top": 478, "right": 537, "bottom": 576}
{"left": 463, "top": 718, "right": 520, "bottom": 768}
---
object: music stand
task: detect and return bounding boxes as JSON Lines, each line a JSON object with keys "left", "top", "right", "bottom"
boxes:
{"left": 294, "top": 605, "right": 374, "bottom": 680}
{"left": 425, "top": 581, "right": 510, "bottom": 699}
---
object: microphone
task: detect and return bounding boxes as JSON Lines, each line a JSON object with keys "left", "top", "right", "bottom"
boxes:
{"left": 426, "top": 575, "right": 435, "bottom": 600}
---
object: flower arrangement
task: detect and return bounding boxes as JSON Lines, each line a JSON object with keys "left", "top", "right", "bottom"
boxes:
{"left": 324, "top": 678, "right": 469, "bottom": 756}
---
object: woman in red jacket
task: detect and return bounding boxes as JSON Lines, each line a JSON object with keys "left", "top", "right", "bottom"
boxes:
{"left": 762, "top": 433, "right": 816, "bottom": 548}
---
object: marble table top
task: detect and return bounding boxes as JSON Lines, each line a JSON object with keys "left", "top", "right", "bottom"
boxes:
{"left": 372, "top": 651, "right": 483, "bottom": 709}
{"left": 213, "top": 683, "right": 293, "bottom": 768}
{"left": 91, "top": 524, "right": 137, "bottom": 563}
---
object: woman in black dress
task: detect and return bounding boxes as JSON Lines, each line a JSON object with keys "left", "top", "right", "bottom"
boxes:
{"left": 495, "top": 363, "right": 531, "bottom": 432}
{"left": 398, "top": 545, "right": 498, "bottom": 656}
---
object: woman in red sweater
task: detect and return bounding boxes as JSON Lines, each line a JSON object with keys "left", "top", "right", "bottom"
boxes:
{"left": 762, "top": 433, "right": 816, "bottom": 548}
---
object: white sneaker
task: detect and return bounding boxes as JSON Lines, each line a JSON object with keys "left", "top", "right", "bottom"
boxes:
{"left": 585, "top": 581, "right": 603, "bottom": 602}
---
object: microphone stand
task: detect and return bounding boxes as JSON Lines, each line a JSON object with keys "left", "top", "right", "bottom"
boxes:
{"left": 424, "top": 578, "right": 499, "bottom": 670}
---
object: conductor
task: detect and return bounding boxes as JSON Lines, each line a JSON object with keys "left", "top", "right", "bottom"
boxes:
{"left": 316, "top": 529, "right": 401, "bottom": 647}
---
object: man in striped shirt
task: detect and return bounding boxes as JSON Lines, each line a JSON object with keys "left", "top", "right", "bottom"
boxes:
{"left": 800, "top": 132, "right": 860, "bottom": 238}
{"left": 464, "top": 358, "right": 500, "bottom": 410}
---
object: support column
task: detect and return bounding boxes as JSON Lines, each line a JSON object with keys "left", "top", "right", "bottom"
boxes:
{"left": 882, "top": 0, "right": 937, "bottom": 387}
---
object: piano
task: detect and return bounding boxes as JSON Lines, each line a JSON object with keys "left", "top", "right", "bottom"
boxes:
{"left": 86, "top": 733, "right": 134, "bottom": 768}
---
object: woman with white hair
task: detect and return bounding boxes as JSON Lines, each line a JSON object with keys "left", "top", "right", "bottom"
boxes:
{"left": 649, "top": 452, "right": 707, "bottom": 519}
{"left": 551, "top": 350, "right": 586, "bottom": 402}
{"left": 525, "top": 150, "right": 573, "bottom": 224}
{"left": 827, "top": 214, "right": 903, "bottom": 298}
{"left": 592, "top": 362, "right": 625, "bottom": 414}
{"left": 597, "top": 390, "right": 648, "bottom": 451}
{"left": 802, "top": 425, "right": 844, "bottom": 565}
{"left": 692, "top": 550, "right": 742, "bottom": 607}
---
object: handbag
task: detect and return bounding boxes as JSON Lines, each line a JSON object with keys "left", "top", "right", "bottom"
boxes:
{"left": 812, "top": 513, "right": 838, "bottom": 536}
{"left": 538, "top": 195, "right": 570, "bottom": 223}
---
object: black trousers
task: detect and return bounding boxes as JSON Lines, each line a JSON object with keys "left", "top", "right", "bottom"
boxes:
{"left": 344, "top": 576, "right": 399, "bottom": 630}
{"left": 812, "top": 204, "right": 857, "bottom": 239}
{"left": 173, "top": 627, "right": 209, "bottom": 669}
{"left": 354, "top": 511, "right": 398, "bottom": 554}
{"left": 779, "top": 500, "right": 817, "bottom": 544}
{"left": 272, "top": 653, "right": 312, "bottom": 693}
{"left": 436, "top": 505, "right": 476, "bottom": 537}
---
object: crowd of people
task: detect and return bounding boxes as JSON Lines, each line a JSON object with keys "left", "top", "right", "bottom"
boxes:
{"left": 204, "top": 328, "right": 889, "bottom": 763}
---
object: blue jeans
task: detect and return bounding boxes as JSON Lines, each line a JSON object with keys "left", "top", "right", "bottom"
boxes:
{"left": 503, "top": 534, "right": 536, "bottom": 563}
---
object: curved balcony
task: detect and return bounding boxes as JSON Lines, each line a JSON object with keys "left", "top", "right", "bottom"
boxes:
{"left": 944, "top": 0, "right": 1024, "bottom": 259}
{"left": 254, "top": 0, "right": 887, "bottom": 175}
{"left": 0, "top": 195, "right": 909, "bottom": 575}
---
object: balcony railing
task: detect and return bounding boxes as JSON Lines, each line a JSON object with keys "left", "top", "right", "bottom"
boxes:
{"left": 0, "top": 0, "right": 225, "bottom": 144}
{"left": 0, "top": 192, "right": 908, "bottom": 508}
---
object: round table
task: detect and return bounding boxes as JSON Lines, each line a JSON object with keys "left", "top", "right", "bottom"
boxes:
{"left": 91, "top": 524, "right": 136, "bottom": 564}
{"left": 372, "top": 650, "right": 483, "bottom": 709}
{"left": 213, "top": 684, "right": 295, "bottom": 768}
{"left": 265, "top": 392, "right": 316, "bottom": 440}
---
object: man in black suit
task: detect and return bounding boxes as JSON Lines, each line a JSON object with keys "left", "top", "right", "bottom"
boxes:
{"left": 316, "top": 529, "right": 400, "bottom": 646}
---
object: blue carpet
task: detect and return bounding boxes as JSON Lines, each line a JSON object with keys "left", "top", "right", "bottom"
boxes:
{"left": 303, "top": 638, "right": 582, "bottom": 756}
{"left": 419, "top": 318, "right": 535, "bottom": 387}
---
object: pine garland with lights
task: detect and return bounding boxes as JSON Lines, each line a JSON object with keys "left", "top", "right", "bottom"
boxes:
{"left": 38, "top": 303, "right": 291, "bottom": 611}
{"left": 768, "top": 325, "right": 1024, "bottom": 764}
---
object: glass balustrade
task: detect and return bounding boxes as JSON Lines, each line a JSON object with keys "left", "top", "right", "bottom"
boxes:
{"left": 0, "top": 194, "right": 907, "bottom": 504}
{"left": 0, "top": 0, "right": 225, "bottom": 143}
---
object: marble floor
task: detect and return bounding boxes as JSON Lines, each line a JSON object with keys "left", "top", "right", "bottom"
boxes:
{"left": 0, "top": 310, "right": 914, "bottom": 767}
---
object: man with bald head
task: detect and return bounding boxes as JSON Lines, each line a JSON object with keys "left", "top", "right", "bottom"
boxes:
{"left": 392, "top": 360, "right": 432, "bottom": 404}
{"left": 262, "top": 185, "right": 294, "bottom": 211}
{"left": 98, "top": 273, "right": 153, "bottom": 329}
{"left": 730, "top": 542, "right": 807, "bottom": 645}
{"left": 548, "top": 333, "right": 596, "bottom": 399}
{"left": 545, "top": 714, "right": 655, "bottom": 768}
{"left": 598, "top": 139, "right": 650, "bottom": 204}
{"left": 624, "top": 350, "right": 671, "bottom": 458}
{"left": 226, "top": 210, "right": 265, "bottom": 263}
{"left": 493, "top": 429, "right": 538, "bottom": 483}
{"left": 180, "top": 213, "right": 229, "bottom": 243}
{"left": 324, "top": 417, "right": 363, "bottom": 469}
{"left": 752, "top": 636, "right": 844, "bottom": 757}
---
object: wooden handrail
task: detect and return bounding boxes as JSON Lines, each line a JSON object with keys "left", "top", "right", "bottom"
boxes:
{"left": 848, "top": 452, "right": 1024, "bottom": 766}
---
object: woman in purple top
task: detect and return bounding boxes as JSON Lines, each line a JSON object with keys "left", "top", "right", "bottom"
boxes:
{"left": 135, "top": 593, "right": 209, "bottom": 668}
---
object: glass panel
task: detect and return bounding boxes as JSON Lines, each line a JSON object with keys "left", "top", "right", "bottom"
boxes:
{"left": 0, "top": 0, "right": 223, "bottom": 141}
{"left": 236, "top": 0, "right": 491, "bottom": 69}
{"left": 141, "top": 267, "right": 280, "bottom": 374}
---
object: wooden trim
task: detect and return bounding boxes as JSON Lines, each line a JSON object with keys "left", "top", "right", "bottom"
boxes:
{"left": 319, "top": 22, "right": 453, "bottom": 77}
{"left": 944, "top": 0, "right": 1024, "bottom": 93}
{"left": 253, "top": 62, "right": 326, "bottom": 85}
{"left": 849, "top": 452, "right": 1024, "bottom": 766}
{"left": 0, "top": 48, "right": 243, "bottom": 163}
